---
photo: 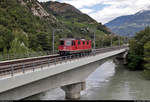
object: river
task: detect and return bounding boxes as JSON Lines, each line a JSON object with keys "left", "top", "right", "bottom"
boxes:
{"left": 26, "top": 59, "right": 150, "bottom": 100}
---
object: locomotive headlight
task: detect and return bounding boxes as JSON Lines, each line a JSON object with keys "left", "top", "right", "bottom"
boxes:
{"left": 64, "top": 46, "right": 66, "bottom": 49}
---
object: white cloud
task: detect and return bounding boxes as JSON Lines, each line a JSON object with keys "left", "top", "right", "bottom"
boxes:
{"left": 38, "top": 0, "right": 50, "bottom": 2}
{"left": 38, "top": 0, "right": 150, "bottom": 24}
{"left": 61, "top": 0, "right": 105, "bottom": 9}
{"left": 80, "top": 8, "right": 94, "bottom": 14}
{"left": 89, "top": 0, "right": 150, "bottom": 24}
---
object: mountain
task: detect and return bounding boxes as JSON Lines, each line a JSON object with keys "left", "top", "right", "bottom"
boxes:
{"left": 0, "top": 0, "right": 114, "bottom": 55}
{"left": 41, "top": 1, "right": 111, "bottom": 36}
{"left": 41, "top": 1, "right": 82, "bottom": 15}
{"left": 105, "top": 9, "right": 150, "bottom": 36}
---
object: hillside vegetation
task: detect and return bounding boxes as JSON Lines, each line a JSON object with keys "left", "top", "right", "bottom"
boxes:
{"left": 0, "top": 0, "right": 56, "bottom": 53}
{"left": 0, "top": 0, "right": 122, "bottom": 60}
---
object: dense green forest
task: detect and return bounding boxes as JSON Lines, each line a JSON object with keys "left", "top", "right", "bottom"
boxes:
{"left": 0, "top": 0, "right": 54, "bottom": 54}
{"left": 0, "top": 0, "right": 124, "bottom": 61}
{"left": 127, "top": 27, "right": 150, "bottom": 79}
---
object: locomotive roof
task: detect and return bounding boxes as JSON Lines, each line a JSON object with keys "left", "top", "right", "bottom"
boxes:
{"left": 60, "top": 38, "right": 90, "bottom": 41}
{"left": 60, "top": 38, "right": 76, "bottom": 40}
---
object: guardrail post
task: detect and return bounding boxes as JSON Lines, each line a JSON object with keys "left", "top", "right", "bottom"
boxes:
{"left": 22, "top": 64, "right": 25, "bottom": 73}
{"left": 41, "top": 65, "right": 43, "bottom": 69}
{"left": 55, "top": 58, "right": 56, "bottom": 65}
{"left": 60, "top": 57, "right": 62, "bottom": 63}
{"left": 11, "top": 65, "right": 14, "bottom": 76}
{"left": 33, "top": 63, "right": 35, "bottom": 71}
{"left": 48, "top": 60, "right": 50, "bottom": 67}
{"left": 65, "top": 56, "right": 67, "bottom": 63}
{"left": 70, "top": 55, "right": 71, "bottom": 61}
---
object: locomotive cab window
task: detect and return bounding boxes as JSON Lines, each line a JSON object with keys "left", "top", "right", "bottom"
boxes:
{"left": 78, "top": 41, "right": 81, "bottom": 45}
{"left": 60, "top": 40, "right": 64, "bottom": 45}
{"left": 87, "top": 41, "right": 89, "bottom": 45}
{"left": 83, "top": 41, "right": 85, "bottom": 45}
{"left": 65, "top": 40, "right": 72, "bottom": 46}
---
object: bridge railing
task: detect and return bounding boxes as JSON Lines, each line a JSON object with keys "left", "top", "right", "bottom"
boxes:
{"left": 0, "top": 46, "right": 128, "bottom": 78}
{"left": 0, "top": 50, "right": 58, "bottom": 62}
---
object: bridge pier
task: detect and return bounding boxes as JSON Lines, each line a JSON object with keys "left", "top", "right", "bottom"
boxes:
{"left": 61, "top": 81, "right": 86, "bottom": 99}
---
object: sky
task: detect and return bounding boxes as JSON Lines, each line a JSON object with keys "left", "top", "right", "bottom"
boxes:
{"left": 38, "top": 0, "right": 150, "bottom": 24}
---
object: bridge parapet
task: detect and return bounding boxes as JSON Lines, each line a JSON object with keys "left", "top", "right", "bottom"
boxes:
{"left": 0, "top": 46, "right": 128, "bottom": 78}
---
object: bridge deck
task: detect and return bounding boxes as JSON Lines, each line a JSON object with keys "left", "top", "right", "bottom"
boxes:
{"left": 0, "top": 46, "right": 128, "bottom": 94}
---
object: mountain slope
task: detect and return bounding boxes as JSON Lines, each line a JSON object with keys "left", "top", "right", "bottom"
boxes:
{"left": 0, "top": 0, "right": 59, "bottom": 52}
{"left": 0, "top": 0, "right": 115, "bottom": 55}
{"left": 41, "top": 1, "right": 111, "bottom": 37}
{"left": 105, "top": 10, "right": 150, "bottom": 36}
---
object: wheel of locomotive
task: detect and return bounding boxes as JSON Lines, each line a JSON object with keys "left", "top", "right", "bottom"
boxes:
{"left": 59, "top": 51, "right": 62, "bottom": 56}
{"left": 60, "top": 51, "right": 66, "bottom": 56}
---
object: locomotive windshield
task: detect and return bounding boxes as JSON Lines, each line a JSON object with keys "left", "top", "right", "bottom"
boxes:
{"left": 65, "top": 40, "right": 72, "bottom": 46}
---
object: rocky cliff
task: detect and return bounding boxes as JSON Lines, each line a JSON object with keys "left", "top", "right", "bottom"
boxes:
{"left": 17, "top": 0, "right": 57, "bottom": 23}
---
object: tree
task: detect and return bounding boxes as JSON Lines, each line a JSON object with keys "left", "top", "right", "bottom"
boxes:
{"left": 9, "top": 38, "right": 29, "bottom": 55}
{"left": 0, "top": 25, "right": 14, "bottom": 51}
{"left": 36, "top": 32, "right": 50, "bottom": 51}
{"left": 3, "top": 47, "right": 8, "bottom": 54}
{"left": 127, "top": 39, "right": 143, "bottom": 70}
{"left": 12, "top": 29, "right": 29, "bottom": 47}
{"left": 143, "top": 41, "right": 150, "bottom": 79}
{"left": 127, "top": 27, "right": 150, "bottom": 70}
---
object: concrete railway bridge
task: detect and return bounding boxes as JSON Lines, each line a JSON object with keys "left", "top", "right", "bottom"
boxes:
{"left": 0, "top": 46, "right": 129, "bottom": 100}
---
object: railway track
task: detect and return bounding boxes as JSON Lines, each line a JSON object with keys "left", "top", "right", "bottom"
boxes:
{"left": 0, "top": 46, "right": 128, "bottom": 77}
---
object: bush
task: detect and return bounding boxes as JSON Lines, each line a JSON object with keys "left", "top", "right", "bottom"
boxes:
{"left": 127, "top": 27, "right": 150, "bottom": 70}
{"left": 143, "top": 70, "right": 150, "bottom": 80}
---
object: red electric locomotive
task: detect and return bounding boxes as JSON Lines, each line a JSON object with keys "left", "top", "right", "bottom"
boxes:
{"left": 58, "top": 38, "right": 92, "bottom": 55}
